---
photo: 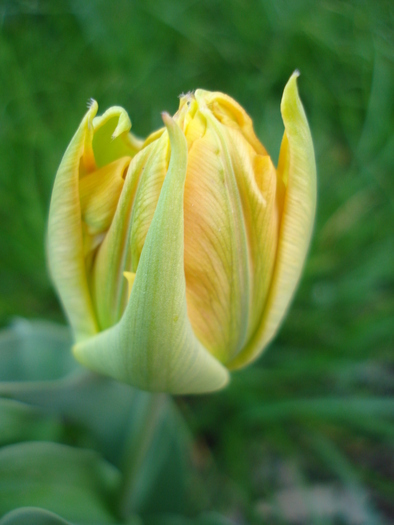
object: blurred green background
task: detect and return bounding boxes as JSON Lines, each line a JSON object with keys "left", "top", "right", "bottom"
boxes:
{"left": 0, "top": 0, "right": 393, "bottom": 524}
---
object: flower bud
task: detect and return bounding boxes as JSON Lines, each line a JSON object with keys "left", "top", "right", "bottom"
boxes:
{"left": 47, "top": 72, "right": 316, "bottom": 394}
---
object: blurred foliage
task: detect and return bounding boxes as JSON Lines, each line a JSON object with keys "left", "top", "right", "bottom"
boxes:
{"left": 0, "top": 320, "right": 200, "bottom": 524}
{"left": 0, "top": 0, "right": 393, "bottom": 523}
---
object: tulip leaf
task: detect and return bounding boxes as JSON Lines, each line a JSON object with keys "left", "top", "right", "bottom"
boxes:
{"left": 144, "top": 513, "right": 236, "bottom": 525}
{"left": 0, "top": 319, "right": 195, "bottom": 508}
{"left": 118, "top": 394, "right": 191, "bottom": 516}
{"left": 0, "top": 319, "right": 137, "bottom": 464}
{"left": 74, "top": 115, "right": 229, "bottom": 394}
{"left": 194, "top": 515, "right": 236, "bottom": 525}
{"left": 0, "top": 398, "right": 61, "bottom": 445}
{"left": 0, "top": 442, "right": 121, "bottom": 523}
{"left": 0, "top": 319, "right": 197, "bottom": 516}
{"left": 0, "top": 318, "right": 76, "bottom": 383}
{"left": 0, "top": 508, "right": 73, "bottom": 525}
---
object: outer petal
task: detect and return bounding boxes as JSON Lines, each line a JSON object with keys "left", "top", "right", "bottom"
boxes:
{"left": 183, "top": 126, "right": 250, "bottom": 364}
{"left": 47, "top": 102, "right": 99, "bottom": 341}
{"left": 73, "top": 114, "right": 229, "bottom": 394}
{"left": 229, "top": 72, "right": 317, "bottom": 369}
{"left": 190, "top": 100, "right": 251, "bottom": 364}
{"left": 91, "top": 137, "right": 167, "bottom": 331}
{"left": 224, "top": 130, "right": 279, "bottom": 344}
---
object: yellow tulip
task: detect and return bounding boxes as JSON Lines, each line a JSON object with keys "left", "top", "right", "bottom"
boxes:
{"left": 47, "top": 72, "right": 316, "bottom": 394}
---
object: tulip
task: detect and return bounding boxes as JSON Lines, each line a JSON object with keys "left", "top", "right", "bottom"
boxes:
{"left": 47, "top": 72, "right": 316, "bottom": 394}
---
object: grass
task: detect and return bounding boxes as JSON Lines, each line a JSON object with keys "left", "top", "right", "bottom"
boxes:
{"left": 0, "top": 0, "right": 393, "bottom": 523}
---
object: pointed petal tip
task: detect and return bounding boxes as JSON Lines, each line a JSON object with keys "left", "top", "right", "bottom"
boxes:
{"left": 282, "top": 72, "right": 300, "bottom": 104}
{"left": 123, "top": 271, "right": 136, "bottom": 299}
{"left": 281, "top": 70, "right": 310, "bottom": 129}
{"left": 161, "top": 111, "right": 173, "bottom": 126}
{"left": 161, "top": 111, "right": 187, "bottom": 153}
{"left": 228, "top": 72, "right": 316, "bottom": 371}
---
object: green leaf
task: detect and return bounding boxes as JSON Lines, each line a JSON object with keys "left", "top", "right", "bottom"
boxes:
{"left": 308, "top": 431, "right": 384, "bottom": 525}
{"left": 0, "top": 398, "right": 61, "bottom": 445}
{"left": 0, "top": 318, "right": 196, "bottom": 508}
{"left": 0, "top": 319, "right": 138, "bottom": 464}
{"left": 0, "top": 507, "right": 73, "bottom": 525}
{"left": 0, "top": 442, "right": 121, "bottom": 523}
{"left": 195, "top": 514, "right": 236, "bottom": 525}
{"left": 0, "top": 318, "right": 76, "bottom": 383}
{"left": 0, "top": 507, "right": 143, "bottom": 525}
{"left": 144, "top": 513, "right": 236, "bottom": 525}
{"left": 118, "top": 395, "right": 192, "bottom": 517}
{"left": 242, "top": 397, "right": 394, "bottom": 423}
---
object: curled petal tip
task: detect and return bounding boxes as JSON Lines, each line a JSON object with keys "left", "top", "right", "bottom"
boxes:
{"left": 86, "top": 99, "right": 98, "bottom": 130}
{"left": 102, "top": 106, "right": 133, "bottom": 139}
{"left": 87, "top": 98, "right": 97, "bottom": 109}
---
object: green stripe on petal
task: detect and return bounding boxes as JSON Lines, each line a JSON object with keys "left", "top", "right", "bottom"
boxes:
{"left": 223, "top": 129, "right": 279, "bottom": 346}
{"left": 229, "top": 72, "right": 317, "bottom": 369}
{"left": 91, "top": 139, "right": 166, "bottom": 330}
{"left": 73, "top": 114, "right": 229, "bottom": 394}
{"left": 128, "top": 132, "right": 170, "bottom": 273}
{"left": 195, "top": 103, "right": 250, "bottom": 364}
{"left": 47, "top": 101, "right": 99, "bottom": 341}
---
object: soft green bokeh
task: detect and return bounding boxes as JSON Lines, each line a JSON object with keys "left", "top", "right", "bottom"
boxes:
{"left": 0, "top": 0, "right": 393, "bottom": 523}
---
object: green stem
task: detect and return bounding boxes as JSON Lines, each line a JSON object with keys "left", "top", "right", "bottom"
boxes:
{"left": 118, "top": 392, "right": 167, "bottom": 519}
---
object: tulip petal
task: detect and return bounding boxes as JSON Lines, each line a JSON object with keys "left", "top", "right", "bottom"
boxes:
{"left": 90, "top": 137, "right": 167, "bottom": 330}
{"left": 74, "top": 114, "right": 229, "bottom": 394}
{"left": 223, "top": 129, "right": 279, "bottom": 343}
{"left": 79, "top": 156, "right": 129, "bottom": 235}
{"left": 127, "top": 132, "right": 170, "bottom": 272}
{"left": 123, "top": 271, "right": 136, "bottom": 299}
{"left": 47, "top": 102, "right": 99, "bottom": 341}
{"left": 198, "top": 90, "right": 268, "bottom": 156}
{"left": 183, "top": 122, "right": 250, "bottom": 364}
{"left": 92, "top": 106, "right": 144, "bottom": 167}
{"left": 229, "top": 72, "right": 317, "bottom": 369}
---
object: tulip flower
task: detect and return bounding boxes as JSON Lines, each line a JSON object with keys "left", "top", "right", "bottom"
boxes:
{"left": 47, "top": 72, "right": 316, "bottom": 394}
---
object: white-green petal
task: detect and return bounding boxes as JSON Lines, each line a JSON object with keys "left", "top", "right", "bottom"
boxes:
{"left": 47, "top": 102, "right": 99, "bottom": 341}
{"left": 74, "top": 114, "right": 229, "bottom": 394}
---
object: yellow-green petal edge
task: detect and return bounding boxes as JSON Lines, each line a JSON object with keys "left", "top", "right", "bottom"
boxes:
{"left": 47, "top": 102, "right": 99, "bottom": 341}
{"left": 229, "top": 71, "right": 317, "bottom": 369}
